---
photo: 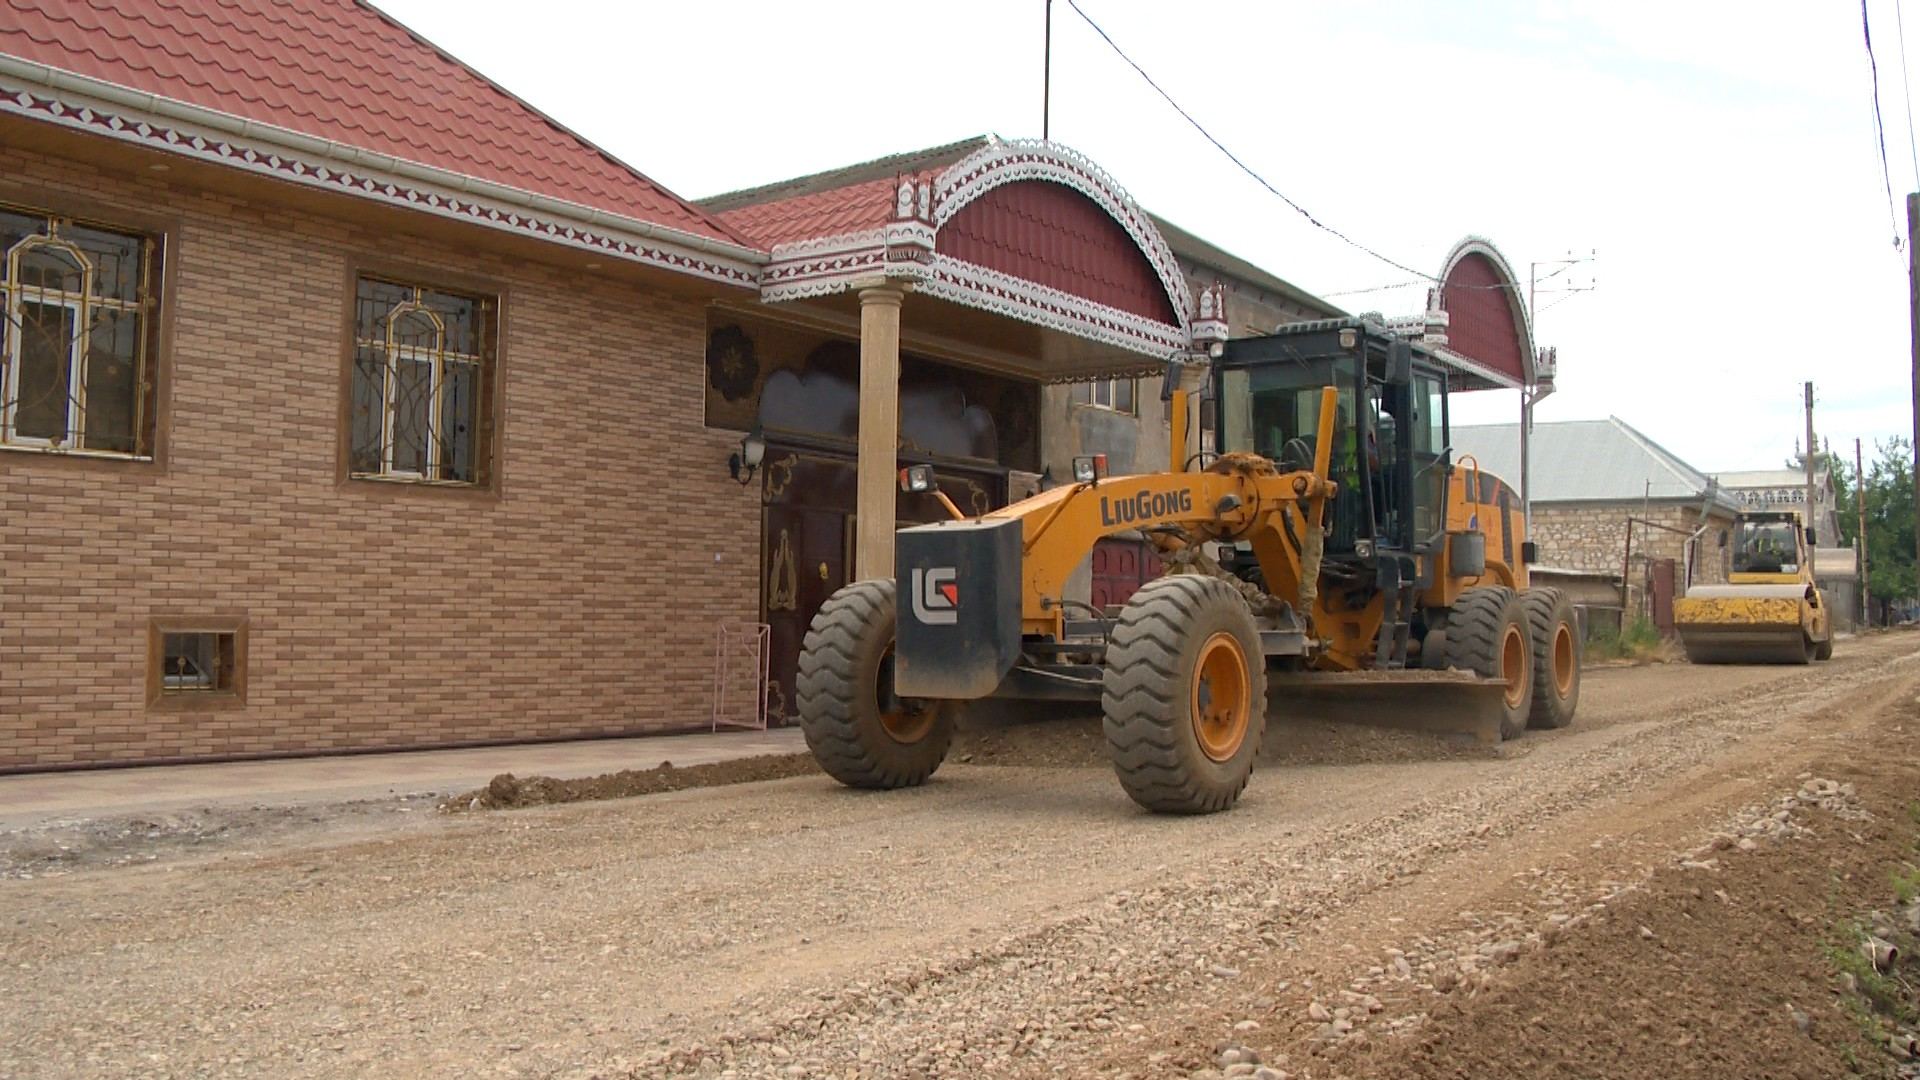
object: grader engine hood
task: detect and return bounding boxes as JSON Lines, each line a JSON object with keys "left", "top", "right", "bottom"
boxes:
{"left": 894, "top": 518, "right": 1024, "bottom": 699}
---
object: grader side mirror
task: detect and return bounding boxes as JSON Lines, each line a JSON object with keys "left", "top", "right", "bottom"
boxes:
{"left": 1199, "top": 395, "right": 1216, "bottom": 432}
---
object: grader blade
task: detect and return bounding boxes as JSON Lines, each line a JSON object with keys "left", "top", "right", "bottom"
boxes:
{"left": 1265, "top": 670, "right": 1509, "bottom": 744}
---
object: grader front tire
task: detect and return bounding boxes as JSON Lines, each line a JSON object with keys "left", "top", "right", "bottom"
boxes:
{"left": 1520, "top": 587, "right": 1581, "bottom": 730}
{"left": 796, "top": 580, "right": 954, "bottom": 790}
{"left": 1102, "top": 575, "right": 1267, "bottom": 814}
{"left": 1446, "top": 585, "right": 1535, "bottom": 742}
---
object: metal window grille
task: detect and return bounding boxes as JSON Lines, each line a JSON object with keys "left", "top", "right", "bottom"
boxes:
{"left": 160, "top": 632, "right": 233, "bottom": 693}
{"left": 350, "top": 276, "right": 493, "bottom": 484}
{"left": 0, "top": 207, "right": 156, "bottom": 454}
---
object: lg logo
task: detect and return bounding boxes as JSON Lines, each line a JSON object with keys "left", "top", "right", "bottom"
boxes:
{"left": 910, "top": 567, "right": 959, "bottom": 625}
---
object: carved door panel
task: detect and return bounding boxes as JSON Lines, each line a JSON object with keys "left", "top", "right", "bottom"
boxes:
{"left": 759, "top": 444, "right": 1007, "bottom": 726}
{"left": 763, "top": 506, "right": 849, "bottom": 726}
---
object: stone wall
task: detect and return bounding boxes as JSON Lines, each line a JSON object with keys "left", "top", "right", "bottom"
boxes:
{"left": 1528, "top": 500, "right": 1736, "bottom": 613}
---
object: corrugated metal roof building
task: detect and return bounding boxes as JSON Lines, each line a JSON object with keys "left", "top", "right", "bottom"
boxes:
{"left": 1452, "top": 418, "right": 1741, "bottom": 611}
{"left": 1453, "top": 417, "right": 1740, "bottom": 510}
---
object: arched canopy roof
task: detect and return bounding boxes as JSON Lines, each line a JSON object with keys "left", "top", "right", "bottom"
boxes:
{"left": 703, "top": 137, "right": 1207, "bottom": 379}
{"left": 1432, "top": 236, "right": 1533, "bottom": 388}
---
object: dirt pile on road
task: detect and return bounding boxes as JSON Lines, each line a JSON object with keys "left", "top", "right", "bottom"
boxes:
{"left": 1307, "top": 731, "right": 1920, "bottom": 1079}
{"left": 450, "top": 705, "right": 1503, "bottom": 813}
{"left": 444, "top": 752, "right": 818, "bottom": 811}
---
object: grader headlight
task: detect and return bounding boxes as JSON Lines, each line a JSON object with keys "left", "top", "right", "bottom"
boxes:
{"left": 899, "top": 464, "right": 935, "bottom": 494}
{"left": 1071, "top": 454, "right": 1107, "bottom": 485}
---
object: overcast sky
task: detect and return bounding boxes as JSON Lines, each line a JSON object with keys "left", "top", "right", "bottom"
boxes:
{"left": 381, "top": 0, "right": 1917, "bottom": 475}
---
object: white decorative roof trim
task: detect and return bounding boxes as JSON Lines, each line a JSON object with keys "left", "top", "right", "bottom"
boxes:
{"left": 766, "top": 228, "right": 888, "bottom": 261}
{"left": 1430, "top": 344, "right": 1523, "bottom": 390}
{"left": 931, "top": 138, "right": 1195, "bottom": 336}
{"left": 760, "top": 228, "right": 893, "bottom": 301}
{"left": 0, "top": 70, "right": 762, "bottom": 286}
{"left": 922, "top": 255, "right": 1188, "bottom": 357}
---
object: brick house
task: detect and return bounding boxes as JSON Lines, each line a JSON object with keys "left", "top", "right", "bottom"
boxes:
{"left": 1453, "top": 417, "right": 1741, "bottom": 625}
{"left": 4, "top": 1, "right": 1371, "bottom": 768}
{"left": 0, "top": 1, "right": 785, "bottom": 768}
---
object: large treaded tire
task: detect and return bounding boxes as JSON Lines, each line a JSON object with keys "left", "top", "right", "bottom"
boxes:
{"left": 1102, "top": 575, "right": 1267, "bottom": 815}
{"left": 796, "top": 580, "right": 954, "bottom": 790}
{"left": 1519, "top": 587, "right": 1580, "bottom": 730}
{"left": 1445, "top": 585, "right": 1535, "bottom": 742}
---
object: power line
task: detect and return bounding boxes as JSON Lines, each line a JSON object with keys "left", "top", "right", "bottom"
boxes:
{"left": 1895, "top": 0, "right": 1920, "bottom": 187}
{"left": 1062, "top": 0, "right": 1437, "bottom": 281}
{"left": 1863, "top": 0, "right": 1906, "bottom": 248}
{"left": 1322, "top": 261, "right": 1582, "bottom": 299}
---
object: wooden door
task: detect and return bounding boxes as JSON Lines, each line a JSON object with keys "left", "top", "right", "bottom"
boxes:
{"left": 763, "top": 505, "right": 849, "bottom": 726}
{"left": 1090, "top": 538, "right": 1162, "bottom": 611}
{"left": 1649, "top": 557, "right": 1678, "bottom": 632}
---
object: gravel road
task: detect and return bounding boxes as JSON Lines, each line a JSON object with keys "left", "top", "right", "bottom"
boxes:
{"left": 4, "top": 632, "right": 1918, "bottom": 1079}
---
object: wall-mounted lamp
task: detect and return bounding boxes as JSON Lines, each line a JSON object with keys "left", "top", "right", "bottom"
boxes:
{"left": 729, "top": 425, "right": 766, "bottom": 486}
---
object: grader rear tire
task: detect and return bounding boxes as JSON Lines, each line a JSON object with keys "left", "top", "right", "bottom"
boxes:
{"left": 1519, "top": 587, "right": 1580, "bottom": 730}
{"left": 1446, "top": 586, "right": 1535, "bottom": 741}
{"left": 1102, "top": 575, "right": 1267, "bottom": 814}
{"left": 796, "top": 580, "right": 954, "bottom": 789}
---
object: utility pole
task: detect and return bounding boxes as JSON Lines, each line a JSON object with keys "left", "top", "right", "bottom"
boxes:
{"left": 1042, "top": 0, "right": 1053, "bottom": 141}
{"left": 1857, "top": 436, "right": 1870, "bottom": 625}
{"left": 1522, "top": 253, "right": 1592, "bottom": 528}
{"left": 1910, "top": 193, "right": 1920, "bottom": 609}
{"left": 1804, "top": 381, "right": 1817, "bottom": 580}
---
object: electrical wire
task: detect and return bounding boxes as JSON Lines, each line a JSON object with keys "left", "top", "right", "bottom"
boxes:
{"left": 1863, "top": 0, "right": 1906, "bottom": 248}
{"left": 1062, "top": 0, "right": 1437, "bottom": 281}
{"left": 1895, "top": 0, "right": 1920, "bottom": 187}
{"left": 1322, "top": 261, "right": 1582, "bottom": 299}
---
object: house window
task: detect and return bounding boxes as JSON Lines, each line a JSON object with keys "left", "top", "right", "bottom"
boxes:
{"left": 349, "top": 275, "right": 496, "bottom": 485}
{"left": 162, "top": 632, "right": 232, "bottom": 691}
{"left": 1070, "top": 377, "right": 1136, "bottom": 414}
{"left": 147, "top": 618, "right": 247, "bottom": 707}
{"left": 0, "top": 205, "right": 159, "bottom": 455}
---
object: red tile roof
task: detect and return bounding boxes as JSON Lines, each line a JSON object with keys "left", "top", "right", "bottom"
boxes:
{"left": 714, "top": 175, "right": 912, "bottom": 249}
{"left": 0, "top": 0, "right": 747, "bottom": 245}
{"left": 704, "top": 138, "right": 987, "bottom": 249}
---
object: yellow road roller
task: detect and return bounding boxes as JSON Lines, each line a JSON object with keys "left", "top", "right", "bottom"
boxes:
{"left": 1674, "top": 511, "right": 1832, "bottom": 664}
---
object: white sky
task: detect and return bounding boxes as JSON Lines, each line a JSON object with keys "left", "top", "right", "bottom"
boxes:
{"left": 380, "top": 0, "right": 1918, "bottom": 474}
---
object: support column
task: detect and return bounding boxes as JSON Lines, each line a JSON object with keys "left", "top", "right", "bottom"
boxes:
{"left": 856, "top": 282, "right": 906, "bottom": 581}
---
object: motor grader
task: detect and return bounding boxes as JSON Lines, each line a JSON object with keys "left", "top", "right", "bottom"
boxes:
{"left": 797, "top": 320, "right": 1581, "bottom": 814}
{"left": 1674, "top": 511, "right": 1834, "bottom": 664}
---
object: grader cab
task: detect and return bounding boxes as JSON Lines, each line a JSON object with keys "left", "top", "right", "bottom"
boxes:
{"left": 797, "top": 320, "right": 1580, "bottom": 814}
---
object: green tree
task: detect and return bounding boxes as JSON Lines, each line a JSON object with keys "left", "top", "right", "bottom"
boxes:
{"left": 1833, "top": 437, "right": 1916, "bottom": 612}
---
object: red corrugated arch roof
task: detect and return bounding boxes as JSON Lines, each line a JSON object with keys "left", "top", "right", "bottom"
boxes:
{"left": 1436, "top": 239, "right": 1532, "bottom": 386}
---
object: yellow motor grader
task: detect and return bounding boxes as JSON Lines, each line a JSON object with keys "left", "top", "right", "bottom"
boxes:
{"left": 1674, "top": 511, "right": 1834, "bottom": 664}
{"left": 797, "top": 320, "right": 1580, "bottom": 813}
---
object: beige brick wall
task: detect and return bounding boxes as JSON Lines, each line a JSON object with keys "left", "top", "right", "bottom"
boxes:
{"left": 0, "top": 147, "right": 761, "bottom": 769}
